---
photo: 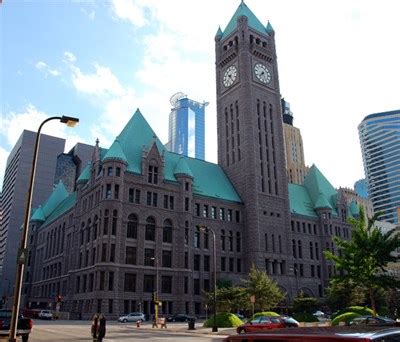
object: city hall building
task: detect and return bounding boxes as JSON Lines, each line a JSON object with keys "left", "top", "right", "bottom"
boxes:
{"left": 23, "top": 2, "right": 356, "bottom": 318}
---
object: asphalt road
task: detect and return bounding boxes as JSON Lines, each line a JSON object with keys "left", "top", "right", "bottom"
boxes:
{"left": 28, "top": 320, "right": 230, "bottom": 342}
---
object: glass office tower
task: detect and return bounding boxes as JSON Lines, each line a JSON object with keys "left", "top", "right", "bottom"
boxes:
{"left": 167, "top": 93, "right": 208, "bottom": 160}
{"left": 358, "top": 110, "right": 400, "bottom": 224}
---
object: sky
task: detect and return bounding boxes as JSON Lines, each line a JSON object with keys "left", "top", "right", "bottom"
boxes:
{"left": 1, "top": 0, "right": 399, "bottom": 192}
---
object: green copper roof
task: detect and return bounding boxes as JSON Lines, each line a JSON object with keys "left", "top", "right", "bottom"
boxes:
{"left": 103, "top": 138, "right": 128, "bottom": 164}
{"left": 41, "top": 181, "right": 69, "bottom": 217}
{"left": 348, "top": 201, "right": 360, "bottom": 217}
{"left": 266, "top": 21, "right": 274, "bottom": 34}
{"left": 222, "top": 1, "right": 267, "bottom": 38}
{"left": 288, "top": 165, "right": 341, "bottom": 218}
{"left": 109, "top": 109, "right": 242, "bottom": 202}
{"left": 288, "top": 183, "right": 318, "bottom": 218}
{"left": 215, "top": 26, "right": 223, "bottom": 38}
{"left": 77, "top": 162, "right": 91, "bottom": 183}
{"left": 31, "top": 206, "right": 45, "bottom": 222}
{"left": 314, "top": 192, "right": 333, "bottom": 210}
{"left": 41, "top": 192, "right": 77, "bottom": 228}
{"left": 174, "top": 157, "right": 194, "bottom": 178}
{"left": 303, "top": 164, "right": 338, "bottom": 216}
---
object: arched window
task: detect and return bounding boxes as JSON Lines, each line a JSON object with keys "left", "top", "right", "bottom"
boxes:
{"left": 163, "top": 219, "right": 173, "bottom": 243}
{"left": 145, "top": 216, "right": 156, "bottom": 241}
{"left": 127, "top": 214, "right": 138, "bottom": 239}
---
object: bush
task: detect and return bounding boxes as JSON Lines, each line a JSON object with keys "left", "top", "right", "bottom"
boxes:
{"left": 203, "top": 312, "right": 243, "bottom": 328}
{"left": 293, "top": 297, "right": 320, "bottom": 314}
{"left": 250, "top": 311, "right": 280, "bottom": 321}
{"left": 331, "top": 312, "right": 361, "bottom": 326}
{"left": 292, "top": 312, "right": 319, "bottom": 323}
{"left": 331, "top": 306, "right": 373, "bottom": 319}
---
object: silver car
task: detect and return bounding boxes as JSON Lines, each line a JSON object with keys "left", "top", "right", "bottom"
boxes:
{"left": 118, "top": 312, "right": 145, "bottom": 323}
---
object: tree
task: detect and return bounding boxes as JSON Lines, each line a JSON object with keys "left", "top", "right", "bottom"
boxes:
{"left": 325, "top": 279, "right": 366, "bottom": 311}
{"left": 241, "top": 265, "right": 285, "bottom": 312}
{"left": 324, "top": 208, "right": 400, "bottom": 315}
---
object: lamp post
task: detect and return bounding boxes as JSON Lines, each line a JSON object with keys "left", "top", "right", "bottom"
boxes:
{"left": 9, "top": 115, "right": 79, "bottom": 342}
{"left": 198, "top": 225, "right": 218, "bottom": 332}
{"left": 150, "top": 257, "right": 159, "bottom": 320}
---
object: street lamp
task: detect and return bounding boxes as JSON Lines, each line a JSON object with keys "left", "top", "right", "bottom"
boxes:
{"left": 9, "top": 115, "right": 79, "bottom": 342}
{"left": 150, "top": 257, "right": 159, "bottom": 320}
{"left": 198, "top": 225, "right": 218, "bottom": 332}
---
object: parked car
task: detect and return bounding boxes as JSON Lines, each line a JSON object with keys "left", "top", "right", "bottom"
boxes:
{"left": 349, "top": 316, "right": 398, "bottom": 327}
{"left": 225, "top": 327, "right": 400, "bottom": 341}
{"left": 280, "top": 316, "right": 300, "bottom": 327}
{"left": 166, "top": 314, "right": 196, "bottom": 322}
{"left": 117, "top": 312, "right": 145, "bottom": 323}
{"left": 38, "top": 310, "right": 53, "bottom": 320}
{"left": 0, "top": 309, "right": 33, "bottom": 342}
{"left": 237, "top": 316, "right": 286, "bottom": 334}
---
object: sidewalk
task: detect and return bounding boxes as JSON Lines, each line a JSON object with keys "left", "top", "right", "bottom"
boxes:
{"left": 129, "top": 321, "right": 235, "bottom": 336}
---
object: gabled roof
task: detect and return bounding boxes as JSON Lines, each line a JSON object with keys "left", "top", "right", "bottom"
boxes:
{"left": 215, "top": 26, "right": 223, "bottom": 39}
{"left": 314, "top": 192, "right": 333, "bottom": 210}
{"left": 289, "top": 165, "right": 340, "bottom": 218}
{"left": 222, "top": 1, "right": 268, "bottom": 38}
{"left": 288, "top": 183, "right": 318, "bottom": 218}
{"left": 77, "top": 162, "right": 91, "bottom": 183}
{"left": 31, "top": 206, "right": 45, "bottom": 222}
{"left": 103, "top": 138, "right": 128, "bottom": 164}
{"left": 174, "top": 157, "right": 194, "bottom": 178}
{"left": 266, "top": 21, "right": 274, "bottom": 35}
{"left": 41, "top": 192, "right": 76, "bottom": 228}
{"left": 303, "top": 164, "right": 338, "bottom": 215}
{"left": 41, "top": 181, "right": 69, "bottom": 217}
{"left": 30, "top": 181, "right": 75, "bottom": 228}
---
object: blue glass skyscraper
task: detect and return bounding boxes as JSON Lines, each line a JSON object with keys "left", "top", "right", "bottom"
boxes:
{"left": 167, "top": 93, "right": 208, "bottom": 160}
{"left": 358, "top": 110, "right": 400, "bottom": 224}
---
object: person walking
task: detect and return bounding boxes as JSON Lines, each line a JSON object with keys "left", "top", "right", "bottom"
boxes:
{"left": 97, "top": 314, "right": 106, "bottom": 342}
{"left": 91, "top": 313, "right": 99, "bottom": 341}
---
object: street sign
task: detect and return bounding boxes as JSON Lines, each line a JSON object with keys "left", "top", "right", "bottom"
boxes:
{"left": 250, "top": 295, "right": 256, "bottom": 303}
{"left": 17, "top": 248, "right": 28, "bottom": 265}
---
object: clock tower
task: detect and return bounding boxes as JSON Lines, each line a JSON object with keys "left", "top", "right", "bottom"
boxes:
{"left": 215, "top": 2, "right": 291, "bottom": 272}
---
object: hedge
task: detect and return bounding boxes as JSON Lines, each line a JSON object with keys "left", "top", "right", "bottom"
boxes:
{"left": 203, "top": 312, "right": 243, "bottom": 328}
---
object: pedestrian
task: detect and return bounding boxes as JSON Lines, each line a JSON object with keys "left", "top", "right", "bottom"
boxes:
{"left": 91, "top": 313, "right": 99, "bottom": 341}
{"left": 97, "top": 314, "right": 106, "bottom": 342}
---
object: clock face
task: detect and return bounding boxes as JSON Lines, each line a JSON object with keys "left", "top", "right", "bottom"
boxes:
{"left": 223, "top": 65, "right": 237, "bottom": 87}
{"left": 254, "top": 63, "right": 271, "bottom": 84}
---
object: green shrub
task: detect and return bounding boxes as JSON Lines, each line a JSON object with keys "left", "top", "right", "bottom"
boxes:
{"left": 203, "top": 312, "right": 243, "bottom": 328}
{"left": 292, "top": 312, "right": 319, "bottom": 323}
{"left": 331, "top": 312, "right": 362, "bottom": 326}
{"left": 331, "top": 306, "right": 373, "bottom": 319}
{"left": 292, "top": 297, "right": 319, "bottom": 314}
{"left": 249, "top": 311, "right": 280, "bottom": 321}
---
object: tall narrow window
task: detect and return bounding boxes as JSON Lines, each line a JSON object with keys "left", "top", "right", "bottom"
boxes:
{"left": 145, "top": 217, "right": 156, "bottom": 241}
{"left": 163, "top": 219, "right": 173, "bottom": 243}
{"left": 111, "top": 210, "right": 118, "bottom": 235}
{"left": 127, "top": 214, "right": 138, "bottom": 239}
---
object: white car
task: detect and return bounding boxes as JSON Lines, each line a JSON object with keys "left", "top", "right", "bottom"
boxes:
{"left": 118, "top": 312, "right": 145, "bottom": 323}
{"left": 38, "top": 310, "right": 53, "bottom": 320}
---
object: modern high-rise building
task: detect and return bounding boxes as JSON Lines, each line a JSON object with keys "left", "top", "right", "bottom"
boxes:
{"left": 358, "top": 110, "right": 400, "bottom": 224}
{"left": 0, "top": 130, "right": 65, "bottom": 298}
{"left": 167, "top": 92, "right": 208, "bottom": 160}
{"left": 281, "top": 98, "right": 308, "bottom": 184}
{"left": 354, "top": 178, "right": 369, "bottom": 199}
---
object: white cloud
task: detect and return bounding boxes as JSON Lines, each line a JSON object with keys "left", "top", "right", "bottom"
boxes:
{"left": 63, "top": 51, "right": 76, "bottom": 63}
{"left": 110, "top": 0, "right": 148, "bottom": 27}
{"left": 71, "top": 63, "right": 125, "bottom": 97}
{"left": 35, "top": 61, "right": 61, "bottom": 77}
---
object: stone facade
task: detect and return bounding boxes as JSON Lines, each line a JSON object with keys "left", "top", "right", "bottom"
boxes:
{"left": 22, "top": 3, "right": 354, "bottom": 319}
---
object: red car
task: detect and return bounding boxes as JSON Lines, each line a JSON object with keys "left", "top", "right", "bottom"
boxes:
{"left": 237, "top": 316, "right": 286, "bottom": 334}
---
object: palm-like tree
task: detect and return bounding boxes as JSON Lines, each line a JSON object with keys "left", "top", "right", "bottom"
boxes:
{"left": 324, "top": 207, "right": 400, "bottom": 315}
